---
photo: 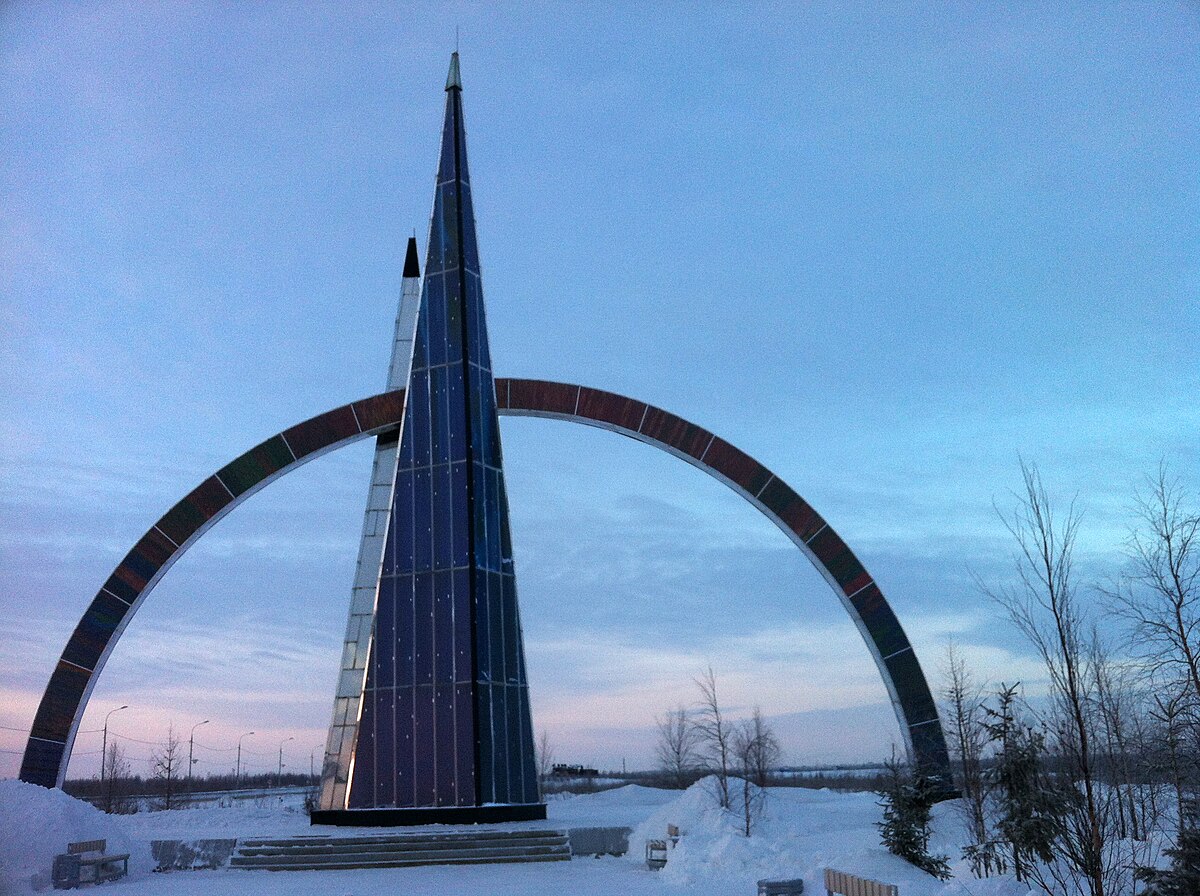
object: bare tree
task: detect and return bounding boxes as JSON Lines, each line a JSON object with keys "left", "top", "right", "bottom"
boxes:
{"left": 731, "top": 708, "right": 780, "bottom": 836}
{"left": 1089, "top": 632, "right": 1143, "bottom": 841}
{"left": 101, "top": 741, "right": 132, "bottom": 814}
{"left": 1150, "top": 688, "right": 1193, "bottom": 836}
{"left": 982, "top": 461, "right": 1108, "bottom": 896}
{"left": 535, "top": 729, "right": 555, "bottom": 798}
{"left": 941, "top": 642, "right": 990, "bottom": 871}
{"left": 655, "top": 706, "right": 698, "bottom": 789}
{"left": 741, "top": 706, "right": 780, "bottom": 788}
{"left": 1107, "top": 464, "right": 1199, "bottom": 702}
{"left": 153, "top": 725, "right": 184, "bottom": 810}
{"left": 693, "top": 665, "right": 733, "bottom": 809}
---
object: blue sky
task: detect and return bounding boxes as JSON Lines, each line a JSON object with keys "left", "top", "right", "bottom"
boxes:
{"left": 1, "top": 2, "right": 1197, "bottom": 780}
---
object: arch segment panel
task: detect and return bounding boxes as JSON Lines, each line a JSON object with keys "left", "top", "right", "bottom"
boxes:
{"left": 20, "top": 379, "right": 950, "bottom": 789}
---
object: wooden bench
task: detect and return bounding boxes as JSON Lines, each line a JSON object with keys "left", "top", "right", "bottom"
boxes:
{"left": 52, "top": 839, "right": 130, "bottom": 889}
{"left": 824, "top": 868, "right": 898, "bottom": 896}
{"left": 645, "top": 838, "right": 668, "bottom": 870}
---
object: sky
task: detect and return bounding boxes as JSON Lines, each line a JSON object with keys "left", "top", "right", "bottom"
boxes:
{"left": 1, "top": 2, "right": 1197, "bottom": 782}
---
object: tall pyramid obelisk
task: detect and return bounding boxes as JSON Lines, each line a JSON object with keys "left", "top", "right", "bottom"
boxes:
{"left": 314, "top": 54, "right": 542, "bottom": 825}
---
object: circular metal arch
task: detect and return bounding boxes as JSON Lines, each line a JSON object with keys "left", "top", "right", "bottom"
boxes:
{"left": 20, "top": 379, "right": 951, "bottom": 789}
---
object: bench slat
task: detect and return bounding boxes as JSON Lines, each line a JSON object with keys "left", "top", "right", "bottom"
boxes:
{"left": 67, "top": 839, "right": 106, "bottom": 854}
{"left": 824, "top": 867, "right": 897, "bottom": 896}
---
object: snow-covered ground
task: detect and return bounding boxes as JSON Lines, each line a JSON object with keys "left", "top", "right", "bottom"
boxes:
{"left": 1, "top": 778, "right": 1030, "bottom": 895}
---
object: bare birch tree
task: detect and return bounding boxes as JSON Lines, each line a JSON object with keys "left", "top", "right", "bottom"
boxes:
{"left": 694, "top": 665, "right": 733, "bottom": 809}
{"left": 1107, "top": 464, "right": 1200, "bottom": 702}
{"left": 740, "top": 706, "right": 780, "bottom": 788}
{"left": 101, "top": 742, "right": 132, "bottom": 814}
{"left": 535, "top": 729, "right": 555, "bottom": 798}
{"left": 153, "top": 725, "right": 184, "bottom": 811}
{"left": 941, "top": 642, "right": 990, "bottom": 870}
{"left": 982, "top": 461, "right": 1109, "bottom": 896}
{"left": 655, "top": 706, "right": 698, "bottom": 789}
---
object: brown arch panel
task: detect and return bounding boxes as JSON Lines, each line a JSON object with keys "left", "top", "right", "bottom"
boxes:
{"left": 21, "top": 380, "right": 950, "bottom": 790}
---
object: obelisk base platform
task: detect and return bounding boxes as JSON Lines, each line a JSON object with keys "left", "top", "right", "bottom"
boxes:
{"left": 310, "top": 803, "right": 548, "bottom": 827}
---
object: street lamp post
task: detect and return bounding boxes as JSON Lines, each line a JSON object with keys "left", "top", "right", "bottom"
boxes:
{"left": 188, "top": 720, "right": 209, "bottom": 790}
{"left": 236, "top": 731, "right": 255, "bottom": 787}
{"left": 277, "top": 736, "right": 294, "bottom": 788}
{"left": 100, "top": 705, "right": 128, "bottom": 786}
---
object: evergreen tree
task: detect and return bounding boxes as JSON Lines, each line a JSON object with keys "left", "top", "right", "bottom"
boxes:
{"left": 983, "top": 684, "right": 1066, "bottom": 882}
{"left": 876, "top": 759, "right": 951, "bottom": 880}
{"left": 1136, "top": 798, "right": 1200, "bottom": 896}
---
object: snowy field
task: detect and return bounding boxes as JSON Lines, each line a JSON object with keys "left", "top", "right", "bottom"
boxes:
{"left": 0, "top": 778, "right": 1032, "bottom": 896}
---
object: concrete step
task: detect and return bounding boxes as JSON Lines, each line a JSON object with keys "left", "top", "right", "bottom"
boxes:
{"left": 239, "top": 829, "right": 566, "bottom": 850}
{"left": 231, "top": 852, "right": 570, "bottom": 872}
{"left": 230, "top": 828, "right": 571, "bottom": 871}
{"left": 232, "top": 843, "right": 569, "bottom": 865}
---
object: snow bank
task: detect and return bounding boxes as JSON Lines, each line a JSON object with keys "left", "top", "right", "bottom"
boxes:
{"left": 0, "top": 780, "right": 137, "bottom": 893}
{"left": 626, "top": 777, "right": 1022, "bottom": 895}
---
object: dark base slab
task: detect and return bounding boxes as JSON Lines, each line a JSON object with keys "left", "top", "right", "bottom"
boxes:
{"left": 310, "top": 803, "right": 548, "bottom": 827}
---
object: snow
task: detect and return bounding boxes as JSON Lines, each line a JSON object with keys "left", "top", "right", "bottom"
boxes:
{"left": 0, "top": 779, "right": 135, "bottom": 892}
{"left": 0, "top": 778, "right": 1029, "bottom": 896}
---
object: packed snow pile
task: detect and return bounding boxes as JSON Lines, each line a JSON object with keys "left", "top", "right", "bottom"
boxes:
{"left": 628, "top": 777, "right": 1022, "bottom": 895}
{"left": 0, "top": 780, "right": 136, "bottom": 893}
{"left": 548, "top": 783, "right": 677, "bottom": 828}
{"left": 0, "top": 778, "right": 1038, "bottom": 895}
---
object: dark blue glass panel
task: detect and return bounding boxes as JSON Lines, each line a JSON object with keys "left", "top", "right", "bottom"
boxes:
{"left": 502, "top": 573, "right": 520, "bottom": 683}
{"left": 465, "top": 275, "right": 491, "bottom": 373}
{"left": 453, "top": 568, "right": 471, "bottom": 681}
{"left": 434, "top": 683, "right": 457, "bottom": 804}
{"left": 394, "top": 471, "right": 415, "bottom": 569}
{"left": 374, "top": 688, "right": 396, "bottom": 806}
{"left": 474, "top": 567, "right": 492, "bottom": 682}
{"left": 429, "top": 367, "right": 449, "bottom": 464}
{"left": 460, "top": 184, "right": 479, "bottom": 272}
{"left": 413, "top": 572, "right": 433, "bottom": 685}
{"left": 489, "top": 687, "right": 510, "bottom": 800}
{"left": 439, "top": 96, "right": 458, "bottom": 179}
{"left": 394, "top": 574, "right": 414, "bottom": 686}
{"left": 409, "top": 370, "right": 431, "bottom": 468}
{"left": 413, "top": 468, "right": 432, "bottom": 572}
{"left": 411, "top": 287, "right": 430, "bottom": 367}
{"left": 488, "top": 571, "right": 505, "bottom": 683}
{"left": 471, "top": 465, "right": 487, "bottom": 568}
{"left": 486, "top": 468, "right": 502, "bottom": 571}
{"left": 498, "top": 482, "right": 513, "bottom": 564}
{"left": 451, "top": 462, "right": 469, "bottom": 566}
{"left": 433, "top": 570, "right": 454, "bottom": 682}
{"left": 518, "top": 690, "right": 536, "bottom": 801}
{"left": 445, "top": 291, "right": 464, "bottom": 369}
{"left": 413, "top": 686, "right": 435, "bottom": 806}
{"left": 465, "top": 364, "right": 483, "bottom": 453}
{"left": 478, "top": 398, "right": 500, "bottom": 468}
{"left": 427, "top": 282, "right": 447, "bottom": 367}
{"left": 395, "top": 686, "right": 415, "bottom": 807}
{"left": 349, "top": 688, "right": 376, "bottom": 808}
{"left": 375, "top": 582, "right": 396, "bottom": 675}
{"left": 475, "top": 686, "right": 494, "bottom": 802}
{"left": 455, "top": 683, "right": 475, "bottom": 804}
{"left": 505, "top": 686, "right": 522, "bottom": 800}
{"left": 431, "top": 464, "right": 452, "bottom": 563}
{"left": 447, "top": 368, "right": 466, "bottom": 457}
{"left": 398, "top": 413, "right": 415, "bottom": 469}
{"left": 440, "top": 184, "right": 460, "bottom": 259}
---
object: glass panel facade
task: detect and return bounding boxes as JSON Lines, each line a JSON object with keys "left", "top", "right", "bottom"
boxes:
{"left": 348, "top": 77, "right": 538, "bottom": 809}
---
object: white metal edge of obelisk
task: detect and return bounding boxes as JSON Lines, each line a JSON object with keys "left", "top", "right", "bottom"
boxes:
{"left": 316, "top": 261, "right": 423, "bottom": 811}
